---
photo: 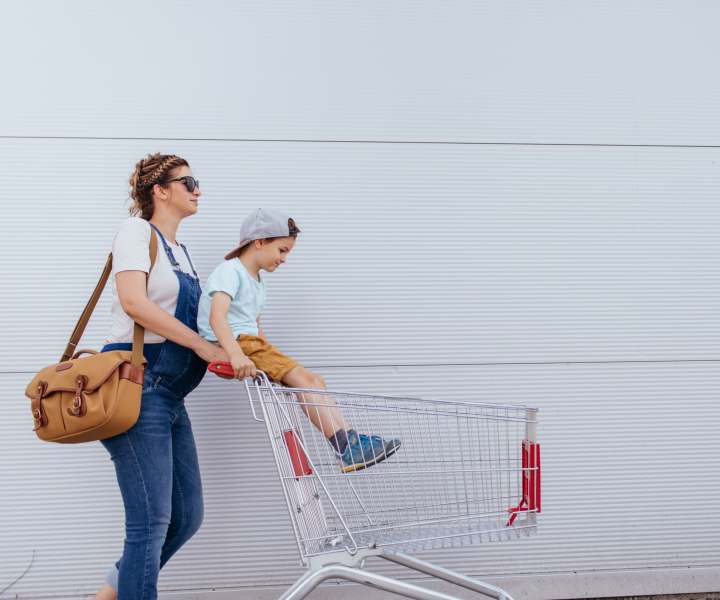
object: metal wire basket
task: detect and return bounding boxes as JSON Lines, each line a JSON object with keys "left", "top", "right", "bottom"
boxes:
{"left": 211, "top": 365, "right": 540, "bottom": 600}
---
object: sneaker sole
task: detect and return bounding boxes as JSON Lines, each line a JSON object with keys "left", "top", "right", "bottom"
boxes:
{"left": 341, "top": 440, "right": 402, "bottom": 473}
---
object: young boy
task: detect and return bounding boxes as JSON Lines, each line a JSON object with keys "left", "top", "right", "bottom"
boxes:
{"left": 198, "top": 208, "right": 401, "bottom": 472}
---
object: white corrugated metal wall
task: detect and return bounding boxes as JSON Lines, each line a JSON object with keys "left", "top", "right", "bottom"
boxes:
{"left": 2, "top": 2, "right": 720, "bottom": 599}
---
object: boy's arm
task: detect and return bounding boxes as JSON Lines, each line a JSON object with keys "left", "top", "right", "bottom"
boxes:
{"left": 209, "top": 292, "right": 256, "bottom": 379}
{"left": 117, "top": 271, "right": 226, "bottom": 363}
{"left": 257, "top": 317, "right": 267, "bottom": 341}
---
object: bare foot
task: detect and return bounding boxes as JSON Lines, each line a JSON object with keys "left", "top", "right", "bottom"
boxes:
{"left": 94, "top": 583, "right": 116, "bottom": 600}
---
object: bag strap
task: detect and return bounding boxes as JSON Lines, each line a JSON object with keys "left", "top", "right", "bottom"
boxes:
{"left": 60, "top": 229, "right": 159, "bottom": 365}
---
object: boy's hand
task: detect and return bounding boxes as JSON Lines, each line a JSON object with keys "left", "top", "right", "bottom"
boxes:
{"left": 231, "top": 351, "right": 257, "bottom": 380}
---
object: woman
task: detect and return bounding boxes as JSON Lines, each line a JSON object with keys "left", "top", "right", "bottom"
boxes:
{"left": 94, "top": 153, "right": 229, "bottom": 600}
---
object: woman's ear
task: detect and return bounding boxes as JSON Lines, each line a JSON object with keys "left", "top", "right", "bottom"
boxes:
{"left": 152, "top": 183, "right": 168, "bottom": 202}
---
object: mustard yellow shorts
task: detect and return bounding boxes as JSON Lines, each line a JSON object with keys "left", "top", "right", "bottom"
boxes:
{"left": 237, "top": 335, "right": 301, "bottom": 382}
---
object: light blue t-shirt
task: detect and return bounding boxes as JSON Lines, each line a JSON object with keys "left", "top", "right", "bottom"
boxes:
{"left": 198, "top": 259, "right": 267, "bottom": 340}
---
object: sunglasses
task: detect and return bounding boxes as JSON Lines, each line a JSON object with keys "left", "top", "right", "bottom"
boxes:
{"left": 167, "top": 176, "right": 200, "bottom": 193}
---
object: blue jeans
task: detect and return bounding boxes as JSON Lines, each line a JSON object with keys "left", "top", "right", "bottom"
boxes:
{"left": 101, "top": 385, "right": 203, "bottom": 599}
{"left": 102, "top": 227, "right": 208, "bottom": 598}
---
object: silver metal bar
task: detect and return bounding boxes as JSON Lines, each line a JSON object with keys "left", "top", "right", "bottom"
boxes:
{"left": 243, "top": 376, "right": 265, "bottom": 422}
{"left": 381, "top": 552, "right": 515, "bottom": 600}
{"left": 279, "top": 399, "right": 530, "bottom": 424}
{"left": 280, "top": 465, "right": 527, "bottom": 477}
{"left": 298, "top": 520, "right": 537, "bottom": 549}
{"left": 526, "top": 408, "right": 538, "bottom": 442}
{"left": 339, "top": 523, "right": 536, "bottom": 552}
{"left": 279, "top": 563, "right": 469, "bottom": 600}
{"left": 525, "top": 407, "right": 539, "bottom": 528}
{"left": 253, "top": 380, "right": 308, "bottom": 562}
{"left": 306, "top": 509, "right": 516, "bottom": 537}
{"left": 231, "top": 371, "right": 538, "bottom": 587}
{"left": 270, "top": 385, "right": 528, "bottom": 410}
{"left": 257, "top": 376, "right": 362, "bottom": 554}
{"left": 345, "top": 477, "right": 375, "bottom": 527}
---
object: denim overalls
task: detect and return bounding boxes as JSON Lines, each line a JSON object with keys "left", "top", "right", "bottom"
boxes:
{"left": 101, "top": 224, "right": 208, "bottom": 600}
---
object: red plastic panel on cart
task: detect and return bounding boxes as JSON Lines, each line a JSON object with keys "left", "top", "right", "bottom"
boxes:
{"left": 283, "top": 430, "right": 313, "bottom": 478}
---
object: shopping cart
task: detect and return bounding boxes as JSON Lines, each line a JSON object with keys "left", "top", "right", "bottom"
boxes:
{"left": 209, "top": 364, "right": 540, "bottom": 600}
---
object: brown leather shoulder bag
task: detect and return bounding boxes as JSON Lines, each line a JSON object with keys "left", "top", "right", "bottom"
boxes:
{"left": 26, "top": 231, "right": 158, "bottom": 443}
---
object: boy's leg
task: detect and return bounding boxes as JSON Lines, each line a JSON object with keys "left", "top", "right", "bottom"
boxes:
{"left": 281, "top": 366, "right": 351, "bottom": 437}
{"left": 241, "top": 335, "right": 401, "bottom": 470}
{"left": 282, "top": 367, "right": 402, "bottom": 472}
{"left": 235, "top": 335, "right": 346, "bottom": 434}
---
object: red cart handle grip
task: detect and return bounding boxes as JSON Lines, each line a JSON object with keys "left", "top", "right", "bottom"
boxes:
{"left": 208, "top": 361, "right": 235, "bottom": 379}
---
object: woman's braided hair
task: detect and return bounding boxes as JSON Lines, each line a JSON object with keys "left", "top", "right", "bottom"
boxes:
{"left": 129, "top": 153, "right": 189, "bottom": 220}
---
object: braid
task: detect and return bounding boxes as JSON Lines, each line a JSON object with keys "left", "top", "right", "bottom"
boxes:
{"left": 128, "top": 153, "right": 189, "bottom": 220}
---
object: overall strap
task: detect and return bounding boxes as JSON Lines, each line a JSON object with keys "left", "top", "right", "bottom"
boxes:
{"left": 178, "top": 243, "right": 199, "bottom": 279}
{"left": 149, "top": 223, "right": 181, "bottom": 268}
{"left": 61, "top": 229, "right": 158, "bottom": 365}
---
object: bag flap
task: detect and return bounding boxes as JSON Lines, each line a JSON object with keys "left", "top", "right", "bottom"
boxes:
{"left": 25, "top": 350, "right": 147, "bottom": 398}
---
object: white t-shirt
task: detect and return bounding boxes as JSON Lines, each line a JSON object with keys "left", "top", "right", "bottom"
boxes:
{"left": 105, "top": 217, "right": 198, "bottom": 344}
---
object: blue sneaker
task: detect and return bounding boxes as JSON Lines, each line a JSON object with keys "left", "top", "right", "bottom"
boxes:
{"left": 338, "top": 430, "right": 401, "bottom": 473}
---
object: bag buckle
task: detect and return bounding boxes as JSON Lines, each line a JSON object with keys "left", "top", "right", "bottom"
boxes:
{"left": 67, "top": 375, "right": 88, "bottom": 417}
{"left": 32, "top": 381, "right": 48, "bottom": 430}
{"left": 32, "top": 407, "right": 44, "bottom": 430}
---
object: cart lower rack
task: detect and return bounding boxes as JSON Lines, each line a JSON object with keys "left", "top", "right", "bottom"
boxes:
{"left": 210, "top": 366, "right": 541, "bottom": 600}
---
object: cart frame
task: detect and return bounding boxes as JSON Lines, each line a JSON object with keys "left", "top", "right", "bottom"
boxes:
{"left": 211, "top": 365, "right": 540, "bottom": 600}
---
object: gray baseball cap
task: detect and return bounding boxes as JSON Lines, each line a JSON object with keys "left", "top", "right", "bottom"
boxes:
{"left": 224, "top": 208, "right": 297, "bottom": 260}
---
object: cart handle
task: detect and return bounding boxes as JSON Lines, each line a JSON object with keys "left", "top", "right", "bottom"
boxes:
{"left": 208, "top": 361, "right": 235, "bottom": 378}
{"left": 207, "top": 362, "right": 266, "bottom": 422}
{"left": 208, "top": 361, "right": 269, "bottom": 384}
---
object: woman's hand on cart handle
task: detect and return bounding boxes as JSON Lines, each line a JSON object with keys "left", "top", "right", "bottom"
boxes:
{"left": 195, "top": 339, "right": 230, "bottom": 364}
